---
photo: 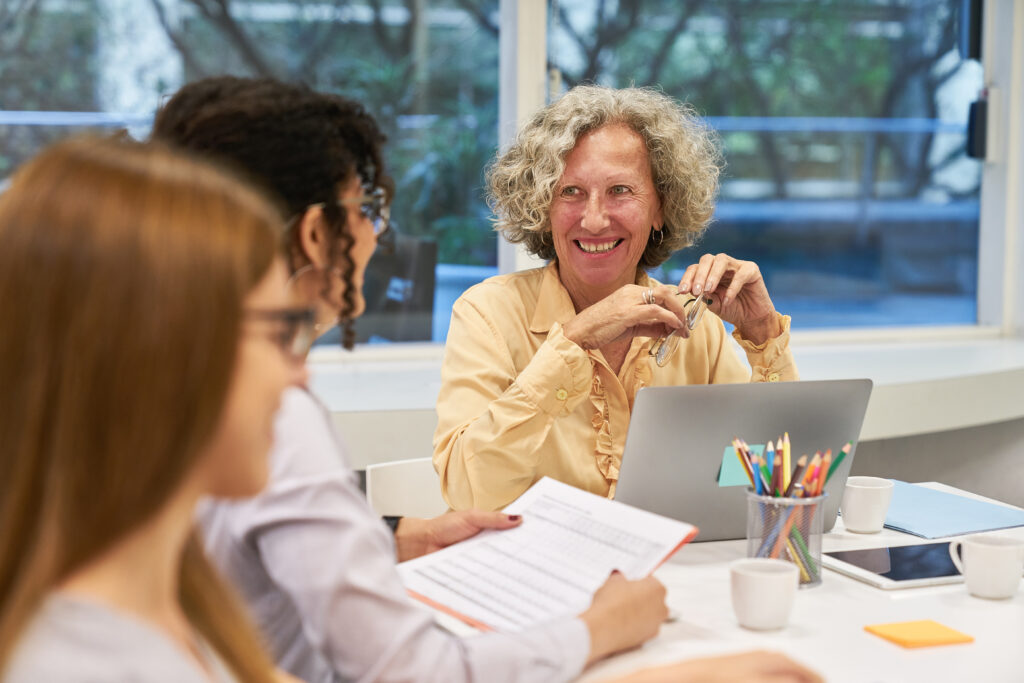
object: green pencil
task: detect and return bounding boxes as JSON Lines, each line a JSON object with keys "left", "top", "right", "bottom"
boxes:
{"left": 826, "top": 441, "right": 853, "bottom": 482}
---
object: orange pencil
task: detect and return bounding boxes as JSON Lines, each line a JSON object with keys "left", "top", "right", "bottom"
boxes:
{"left": 801, "top": 452, "right": 822, "bottom": 494}
{"left": 770, "top": 507, "right": 800, "bottom": 558}
{"left": 815, "top": 450, "right": 833, "bottom": 496}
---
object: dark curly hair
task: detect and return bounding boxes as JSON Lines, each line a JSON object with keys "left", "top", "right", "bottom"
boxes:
{"left": 151, "top": 76, "right": 391, "bottom": 349}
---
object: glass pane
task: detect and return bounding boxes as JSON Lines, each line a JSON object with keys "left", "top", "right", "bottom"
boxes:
{"left": 548, "top": 0, "right": 982, "bottom": 329}
{"left": 0, "top": 0, "right": 500, "bottom": 343}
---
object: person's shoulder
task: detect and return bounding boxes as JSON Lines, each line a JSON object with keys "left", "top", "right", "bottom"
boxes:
{"left": 270, "top": 386, "right": 354, "bottom": 477}
{"left": 272, "top": 386, "right": 333, "bottom": 447}
{"left": 6, "top": 596, "right": 216, "bottom": 683}
{"left": 455, "top": 265, "right": 548, "bottom": 313}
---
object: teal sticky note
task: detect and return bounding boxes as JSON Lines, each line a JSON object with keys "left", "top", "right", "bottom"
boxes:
{"left": 718, "top": 443, "right": 765, "bottom": 487}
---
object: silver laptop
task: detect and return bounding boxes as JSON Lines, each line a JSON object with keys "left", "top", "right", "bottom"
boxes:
{"left": 614, "top": 379, "right": 873, "bottom": 542}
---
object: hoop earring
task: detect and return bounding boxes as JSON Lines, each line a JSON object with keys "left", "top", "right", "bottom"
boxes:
{"left": 651, "top": 227, "right": 664, "bottom": 247}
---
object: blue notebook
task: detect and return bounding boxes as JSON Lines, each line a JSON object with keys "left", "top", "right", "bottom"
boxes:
{"left": 883, "top": 481, "right": 1024, "bottom": 539}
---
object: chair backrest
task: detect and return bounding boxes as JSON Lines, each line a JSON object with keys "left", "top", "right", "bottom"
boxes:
{"left": 357, "top": 234, "right": 437, "bottom": 342}
{"left": 364, "top": 457, "right": 448, "bottom": 518}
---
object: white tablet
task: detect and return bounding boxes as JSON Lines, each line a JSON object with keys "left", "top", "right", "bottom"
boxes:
{"left": 822, "top": 541, "right": 964, "bottom": 590}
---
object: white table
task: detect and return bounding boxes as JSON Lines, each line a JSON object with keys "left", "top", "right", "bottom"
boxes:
{"left": 579, "top": 484, "right": 1024, "bottom": 683}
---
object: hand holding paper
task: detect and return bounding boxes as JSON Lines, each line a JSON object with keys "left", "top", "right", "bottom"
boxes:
{"left": 397, "top": 477, "right": 697, "bottom": 632}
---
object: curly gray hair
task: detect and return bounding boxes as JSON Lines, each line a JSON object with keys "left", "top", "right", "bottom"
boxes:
{"left": 486, "top": 85, "right": 722, "bottom": 268}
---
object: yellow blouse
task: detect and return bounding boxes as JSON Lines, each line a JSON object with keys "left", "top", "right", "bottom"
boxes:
{"left": 433, "top": 263, "right": 798, "bottom": 510}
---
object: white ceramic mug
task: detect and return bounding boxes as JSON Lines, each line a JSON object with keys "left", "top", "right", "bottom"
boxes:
{"left": 840, "top": 476, "right": 894, "bottom": 533}
{"left": 730, "top": 558, "right": 799, "bottom": 630}
{"left": 949, "top": 535, "right": 1024, "bottom": 599}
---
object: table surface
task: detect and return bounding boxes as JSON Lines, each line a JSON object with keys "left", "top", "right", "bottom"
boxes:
{"left": 577, "top": 483, "right": 1024, "bottom": 683}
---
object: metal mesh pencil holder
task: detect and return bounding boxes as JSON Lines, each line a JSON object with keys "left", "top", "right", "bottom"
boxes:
{"left": 745, "top": 490, "right": 827, "bottom": 588}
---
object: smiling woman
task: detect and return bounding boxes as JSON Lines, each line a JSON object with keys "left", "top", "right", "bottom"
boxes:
{"left": 433, "top": 85, "right": 800, "bottom": 511}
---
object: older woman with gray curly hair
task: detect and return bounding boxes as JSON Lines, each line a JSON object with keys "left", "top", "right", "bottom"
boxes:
{"left": 434, "top": 85, "right": 799, "bottom": 511}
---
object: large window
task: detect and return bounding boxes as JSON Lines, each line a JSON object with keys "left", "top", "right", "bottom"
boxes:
{"left": 548, "top": 0, "right": 982, "bottom": 329}
{"left": 0, "top": 0, "right": 998, "bottom": 342}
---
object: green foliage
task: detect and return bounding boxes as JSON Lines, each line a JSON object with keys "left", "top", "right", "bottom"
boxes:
{"left": 550, "top": 0, "right": 969, "bottom": 199}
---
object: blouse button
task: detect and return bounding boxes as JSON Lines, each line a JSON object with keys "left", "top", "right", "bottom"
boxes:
{"left": 767, "top": 372, "right": 780, "bottom": 382}
{"left": 556, "top": 388, "right": 569, "bottom": 401}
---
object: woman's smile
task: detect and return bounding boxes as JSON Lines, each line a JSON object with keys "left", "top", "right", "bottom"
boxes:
{"left": 575, "top": 238, "right": 624, "bottom": 255}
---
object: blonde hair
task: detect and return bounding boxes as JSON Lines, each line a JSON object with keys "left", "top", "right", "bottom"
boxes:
{"left": 0, "top": 137, "right": 280, "bottom": 681}
{"left": 487, "top": 85, "right": 723, "bottom": 268}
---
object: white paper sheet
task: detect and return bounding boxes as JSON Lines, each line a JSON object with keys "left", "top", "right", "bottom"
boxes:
{"left": 397, "top": 477, "right": 697, "bottom": 632}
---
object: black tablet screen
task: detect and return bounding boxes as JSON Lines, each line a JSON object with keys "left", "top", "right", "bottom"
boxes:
{"left": 825, "top": 542, "right": 962, "bottom": 581}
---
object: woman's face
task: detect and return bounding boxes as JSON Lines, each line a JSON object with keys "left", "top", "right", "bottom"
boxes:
{"left": 335, "top": 174, "right": 379, "bottom": 320}
{"left": 292, "top": 175, "right": 381, "bottom": 331}
{"left": 199, "top": 259, "right": 308, "bottom": 499}
{"left": 549, "top": 123, "right": 662, "bottom": 300}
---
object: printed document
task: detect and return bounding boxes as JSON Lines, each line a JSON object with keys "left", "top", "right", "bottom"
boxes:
{"left": 397, "top": 477, "right": 698, "bottom": 632}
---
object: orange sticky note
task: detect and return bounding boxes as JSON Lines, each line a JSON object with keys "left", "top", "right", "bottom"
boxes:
{"left": 864, "top": 620, "right": 973, "bottom": 648}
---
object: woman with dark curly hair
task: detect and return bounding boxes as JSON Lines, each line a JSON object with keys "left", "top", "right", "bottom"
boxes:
{"left": 152, "top": 76, "right": 391, "bottom": 349}
{"left": 434, "top": 85, "right": 799, "bottom": 511}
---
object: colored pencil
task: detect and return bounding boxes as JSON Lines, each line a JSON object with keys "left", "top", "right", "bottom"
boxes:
{"left": 802, "top": 453, "right": 821, "bottom": 486}
{"left": 758, "top": 455, "right": 771, "bottom": 490}
{"left": 786, "top": 537, "right": 811, "bottom": 583}
{"left": 733, "top": 442, "right": 755, "bottom": 487}
{"left": 783, "top": 455, "right": 808, "bottom": 497}
{"left": 771, "top": 452, "right": 783, "bottom": 496}
{"left": 770, "top": 507, "right": 799, "bottom": 558}
{"left": 815, "top": 450, "right": 832, "bottom": 496}
{"left": 782, "top": 432, "right": 791, "bottom": 492}
{"left": 826, "top": 441, "right": 853, "bottom": 482}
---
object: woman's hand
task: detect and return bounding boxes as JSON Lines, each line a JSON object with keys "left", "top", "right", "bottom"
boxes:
{"left": 579, "top": 572, "right": 668, "bottom": 665}
{"left": 394, "top": 511, "right": 523, "bottom": 562}
{"left": 562, "top": 283, "right": 691, "bottom": 351}
{"left": 677, "top": 253, "right": 780, "bottom": 345}
{"left": 611, "top": 650, "right": 823, "bottom": 683}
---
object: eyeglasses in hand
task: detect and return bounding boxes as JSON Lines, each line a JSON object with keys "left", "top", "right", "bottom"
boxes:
{"left": 648, "top": 295, "right": 710, "bottom": 367}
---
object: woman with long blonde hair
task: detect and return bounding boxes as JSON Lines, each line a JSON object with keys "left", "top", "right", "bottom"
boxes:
{"left": 0, "top": 137, "right": 307, "bottom": 682}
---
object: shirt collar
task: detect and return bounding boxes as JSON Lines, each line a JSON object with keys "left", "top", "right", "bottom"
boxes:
{"left": 530, "top": 262, "right": 575, "bottom": 333}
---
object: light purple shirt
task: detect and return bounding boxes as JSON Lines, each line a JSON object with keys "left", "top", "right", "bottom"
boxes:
{"left": 5, "top": 595, "right": 237, "bottom": 683}
{"left": 198, "top": 387, "right": 589, "bottom": 683}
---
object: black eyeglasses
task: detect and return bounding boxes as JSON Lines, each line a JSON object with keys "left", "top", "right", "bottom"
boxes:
{"left": 335, "top": 186, "right": 391, "bottom": 237}
{"left": 244, "top": 307, "right": 316, "bottom": 360}
{"left": 289, "top": 187, "right": 392, "bottom": 238}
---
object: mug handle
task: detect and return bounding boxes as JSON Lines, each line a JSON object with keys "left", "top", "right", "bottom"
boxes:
{"left": 949, "top": 540, "right": 965, "bottom": 574}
